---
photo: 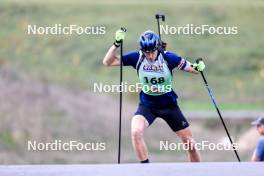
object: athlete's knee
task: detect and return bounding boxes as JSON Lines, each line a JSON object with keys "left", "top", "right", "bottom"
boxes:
{"left": 181, "top": 136, "right": 197, "bottom": 151}
{"left": 131, "top": 128, "right": 144, "bottom": 141}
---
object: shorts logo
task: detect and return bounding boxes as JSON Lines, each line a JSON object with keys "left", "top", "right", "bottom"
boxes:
{"left": 182, "top": 121, "right": 187, "bottom": 126}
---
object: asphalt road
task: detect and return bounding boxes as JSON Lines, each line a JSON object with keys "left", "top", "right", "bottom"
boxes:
{"left": 0, "top": 162, "right": 263, "bottom": 176}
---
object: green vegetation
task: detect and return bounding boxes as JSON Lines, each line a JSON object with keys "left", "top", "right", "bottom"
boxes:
{"left": 1, "top": 0, "right": 264, "bottom": 109}
{"left": 0, "top": 132, "right": 16, "bottom": 148}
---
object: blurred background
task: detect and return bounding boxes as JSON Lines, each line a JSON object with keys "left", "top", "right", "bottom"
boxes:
{"left": 0, "top": 0, "right": 263, "bottom": 164}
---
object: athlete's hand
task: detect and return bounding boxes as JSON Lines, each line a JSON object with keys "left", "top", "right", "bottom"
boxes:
{"left": 114, "top": 28, "right": 126, "bottom": 47}
{"left": 193, "top": 59, "right": 205, "bottom": 72}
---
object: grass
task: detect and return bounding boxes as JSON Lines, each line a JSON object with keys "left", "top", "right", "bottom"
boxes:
{"left": 0, "top": 132, "right": 16, "bottom": 149}
{"left": 0, "top": 0, "right": 263, "bottom": 109}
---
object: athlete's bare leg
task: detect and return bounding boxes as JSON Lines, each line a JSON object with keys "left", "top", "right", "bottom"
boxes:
{"left": 131, "top": 115, "right": 149, "bottom": 161}
{"left": 176, "top": 127, "right": 201, "bottom": 162}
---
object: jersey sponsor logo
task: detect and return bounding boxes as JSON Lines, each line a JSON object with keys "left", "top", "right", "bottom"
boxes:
{"left": 143, "top": 64, "right": 164, "bottom": 71}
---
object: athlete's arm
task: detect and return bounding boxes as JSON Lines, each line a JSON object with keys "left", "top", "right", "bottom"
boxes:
{"left": 103, "top": 47, "right": 139, "bottom": 68}
{"left": 179, "top": 59, "right": 199, "bottom": 74}
{"left": 103, "top": 29, "right": 126, "bottom": 66}
{"left": 103, "top": 45, "right": 121, "bottom": 66}
{"left": 165, "top": 52, "right": 205, "bottom": 74}
{"left": 186, "top": 66, "right": 199, "bottom": 74}
{"left": 165, "top": 52, "right": 199, "bottom": 74}
{"left": 178, "top": 58, "right": 207, "bottom": 74}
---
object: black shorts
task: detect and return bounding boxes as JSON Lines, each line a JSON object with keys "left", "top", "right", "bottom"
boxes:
{"left": 134, "top": 104, "right": 189, "bottom": 132}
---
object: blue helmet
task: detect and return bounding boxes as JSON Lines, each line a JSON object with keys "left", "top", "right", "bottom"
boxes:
{"left": 139, "top": 30, "right": 161, "bottom": 52}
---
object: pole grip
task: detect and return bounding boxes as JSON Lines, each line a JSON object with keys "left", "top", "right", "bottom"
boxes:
{"left": 195, "top": 58, "right": 203, "bottom": 64}
{"left": 161, "top": 15, "right": 165, "bottom": 21}
{"left": 155, "top": 13, "right": 165, "bottom": 21}
{"left": 120, "top": 27, "right": 127, "bottom": 32}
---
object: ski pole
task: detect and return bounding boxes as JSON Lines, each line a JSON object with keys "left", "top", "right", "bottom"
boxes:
{"left": 196, "top": 58, "right": 241, "bottom": 162}
{"left": 118, "top": 27, "right": 126, "bottom": 164}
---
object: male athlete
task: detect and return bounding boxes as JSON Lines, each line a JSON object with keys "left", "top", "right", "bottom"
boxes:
{"left": 103, "top": 29, "right": 205, "bottom": 163}
{"left": 251, "top": 116, "right": 264, "bottom": 161}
